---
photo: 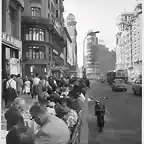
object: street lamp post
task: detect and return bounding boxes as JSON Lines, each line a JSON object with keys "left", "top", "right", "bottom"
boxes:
{"left": 83, "top": 31, "right": 100, "bottom": 69}
{"left": 80, "top": 30, "right": 100, "bottom": 144}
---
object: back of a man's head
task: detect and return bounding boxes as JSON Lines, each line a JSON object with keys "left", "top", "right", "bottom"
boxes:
{"left": 12, "top": 97, "right": 26, "bottom": 110}
{"left": 29, "top": 102, "right": 47, "bottom": 116}
{"left": 17, "top": 74, "right": 21, "bottom": 78}
{"left": 35, "top": 73, "right": 39, "bottom": 77}
{"left": 10, "top": 74, "right": 14, "bottom": 78}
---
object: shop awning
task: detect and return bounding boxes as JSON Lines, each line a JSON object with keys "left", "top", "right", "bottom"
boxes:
{"left": 2, "top": 41, "right": 21, "bottom": 50}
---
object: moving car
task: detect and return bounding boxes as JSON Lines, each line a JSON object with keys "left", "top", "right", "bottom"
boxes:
{"left": 111, "top": 79, "right": 127, "bottom": 92}
{"left": 132, "top": 79, "right": 142, "bottom": 96}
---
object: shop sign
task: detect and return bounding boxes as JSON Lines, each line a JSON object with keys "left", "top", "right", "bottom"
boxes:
{"left": 2, "top": 32, "right": 22, "bottom": 49}
{"left": 54, "top": 20, "right": 61, "bottom": 36}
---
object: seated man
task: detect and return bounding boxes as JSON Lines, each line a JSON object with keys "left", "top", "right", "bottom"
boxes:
{"left": 6, "top": 123, "right": 35, "bottom": 144}
{"left": 5, "top": 97, "right": 26, "bottom": 131}
{"left": 29, "top": 102, "right": 70, "bottom": 144}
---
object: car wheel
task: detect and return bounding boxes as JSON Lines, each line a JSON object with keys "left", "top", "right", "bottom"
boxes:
{"left": 125, "top": 89, "right": 127, "bottom": 92}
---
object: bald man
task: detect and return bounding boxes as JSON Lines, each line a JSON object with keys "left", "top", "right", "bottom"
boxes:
{"left": 30, "top": 102, "right": 70, "bottom": 144}
{"left": 5, "top": 97, "right": 26, "bottom": 130}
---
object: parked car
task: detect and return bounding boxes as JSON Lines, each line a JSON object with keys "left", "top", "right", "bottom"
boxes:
{"left": 111, "top": 79, "right": 127, "bottom": 92}
{"left": 132, "top": 79, "right": 142, "bottom": 96}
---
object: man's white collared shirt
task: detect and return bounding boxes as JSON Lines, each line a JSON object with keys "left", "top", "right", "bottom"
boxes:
{"left": 6, "top": 79, "right": 16, "bottom": 90}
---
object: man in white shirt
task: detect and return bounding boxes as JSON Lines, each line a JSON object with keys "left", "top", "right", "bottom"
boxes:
{"left": 6, "top": 74, "right": 16, "bottom": 90}
{"left": 32, "top": 73, "right": 40, "bottom": 100}
{"left": 33, "top": 74, "right": 40, "bottom": 86}
{"left": 6, "top": 74, "right": 17, "bottom": 108}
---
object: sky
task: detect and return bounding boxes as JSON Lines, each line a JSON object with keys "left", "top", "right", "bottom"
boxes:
{"left": 63, "top": 0, "right": 139, "bottom": 66}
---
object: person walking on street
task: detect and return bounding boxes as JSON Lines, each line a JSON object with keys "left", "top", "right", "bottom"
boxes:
{"left": 2, "top": 76, "right": 9, "bottom": 108}
{"left": 6, "top": 74, "right": 17, "bottom": 108}
{"left": 23, "top": 76, "right": 31, "bottom": 95}
{"left": 16, "top": 74, "right": 23, "bottom": 97}
{"left": 32, "top": 73, "right": 40, "bottom": 100}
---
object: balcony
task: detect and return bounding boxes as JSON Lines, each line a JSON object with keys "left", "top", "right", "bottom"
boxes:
{"left": 21, "top": 16, "right": 53, "bottom": 28}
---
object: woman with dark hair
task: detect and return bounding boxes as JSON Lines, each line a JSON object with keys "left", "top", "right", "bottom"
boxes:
{"left": 55, "top": 98, "right": 78, "bottom": 131}
{"left": 68, "top": 82, "right": 85, "bottom": 112}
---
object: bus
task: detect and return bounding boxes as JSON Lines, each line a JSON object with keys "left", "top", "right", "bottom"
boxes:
{"left": 107, "top": 69, "right": 128, "bottom": 85}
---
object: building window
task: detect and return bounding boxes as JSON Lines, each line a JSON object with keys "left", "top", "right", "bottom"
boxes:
{"left": 9, "top": 6, "right": 17, "bottom": 38}
{"left": 48, "top": 0, "right": 50, "bottom": 9}
{"left": 49, "top": 47, "right": 52, "bottom": 61}
{"left": 31, "top": 7, "right": 41, "bottom": 16}
{"left": 56, "top": 0, "right": 58, "bottom": 4}
{"left": 25, "top": 28, "right": 45, "bottom": 41}
{"left": 51, "top": 3, "right": 55, "bottom": 13}
{"left": 56, "top": 10, "right": 59, "bottom": 18}
{"left": 26, "top": 46, "right": 45, "bottom": 60}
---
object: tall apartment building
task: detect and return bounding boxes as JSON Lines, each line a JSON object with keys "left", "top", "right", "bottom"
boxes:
{"left": 116, "top": 3, "right": 142, "bottom": 76}
{"left": 21, "top": 0, "right": 70, "bottom": 77}
{"left": 131, "top": 3, "right": 142, "bottom": 74}
{"left": 65, "top": 13, "right": 77, "bottom": 74}
{"left": 116, "top": 25, "right": 133, "bottom": 70}
{"left": 2, "top": 0, "right": 24, "bottom": 78}
{"left": 84, "top": 30, "right": 100, "bottom": 79}
{"left": 116, "top": 32, "right": 123, "bottom": 68}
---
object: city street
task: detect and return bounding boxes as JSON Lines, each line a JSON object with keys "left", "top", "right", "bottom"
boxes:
{"left": 2, "top": 81, "right": 142, "bottom": 144}
{"left": 87, "top": 81, "right": 142, "bottom": 144}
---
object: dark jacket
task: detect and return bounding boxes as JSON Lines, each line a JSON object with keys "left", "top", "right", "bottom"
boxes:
{"left": 6, "top": 123, "right": 35, "bottom": 144}
{"left": 5, "top": 107, "right": 24, "bottom": 131}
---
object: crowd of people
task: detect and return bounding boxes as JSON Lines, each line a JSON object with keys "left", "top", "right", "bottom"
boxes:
{"left": 2, "top": 73, "right": 90, "bottom": 144}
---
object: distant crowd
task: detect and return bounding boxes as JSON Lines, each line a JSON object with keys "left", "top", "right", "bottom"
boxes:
{"left": 2, "top": 73, "right": 90, "bottom": 144}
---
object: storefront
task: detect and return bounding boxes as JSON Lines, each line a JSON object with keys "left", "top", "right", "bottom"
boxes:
{"left": 2, "top": 32, "right": 22, "bottom": 78}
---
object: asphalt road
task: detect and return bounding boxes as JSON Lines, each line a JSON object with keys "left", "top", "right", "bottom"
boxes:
{"left": 87, "top": 81, "right": 142, "bottom": 144}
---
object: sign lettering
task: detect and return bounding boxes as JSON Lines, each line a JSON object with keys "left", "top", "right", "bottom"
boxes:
{"left": 2, "top": 32, "right": 22, "bottom": 49}
{"left": 54, "top": 20, "right": 61, "bottom": 36}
